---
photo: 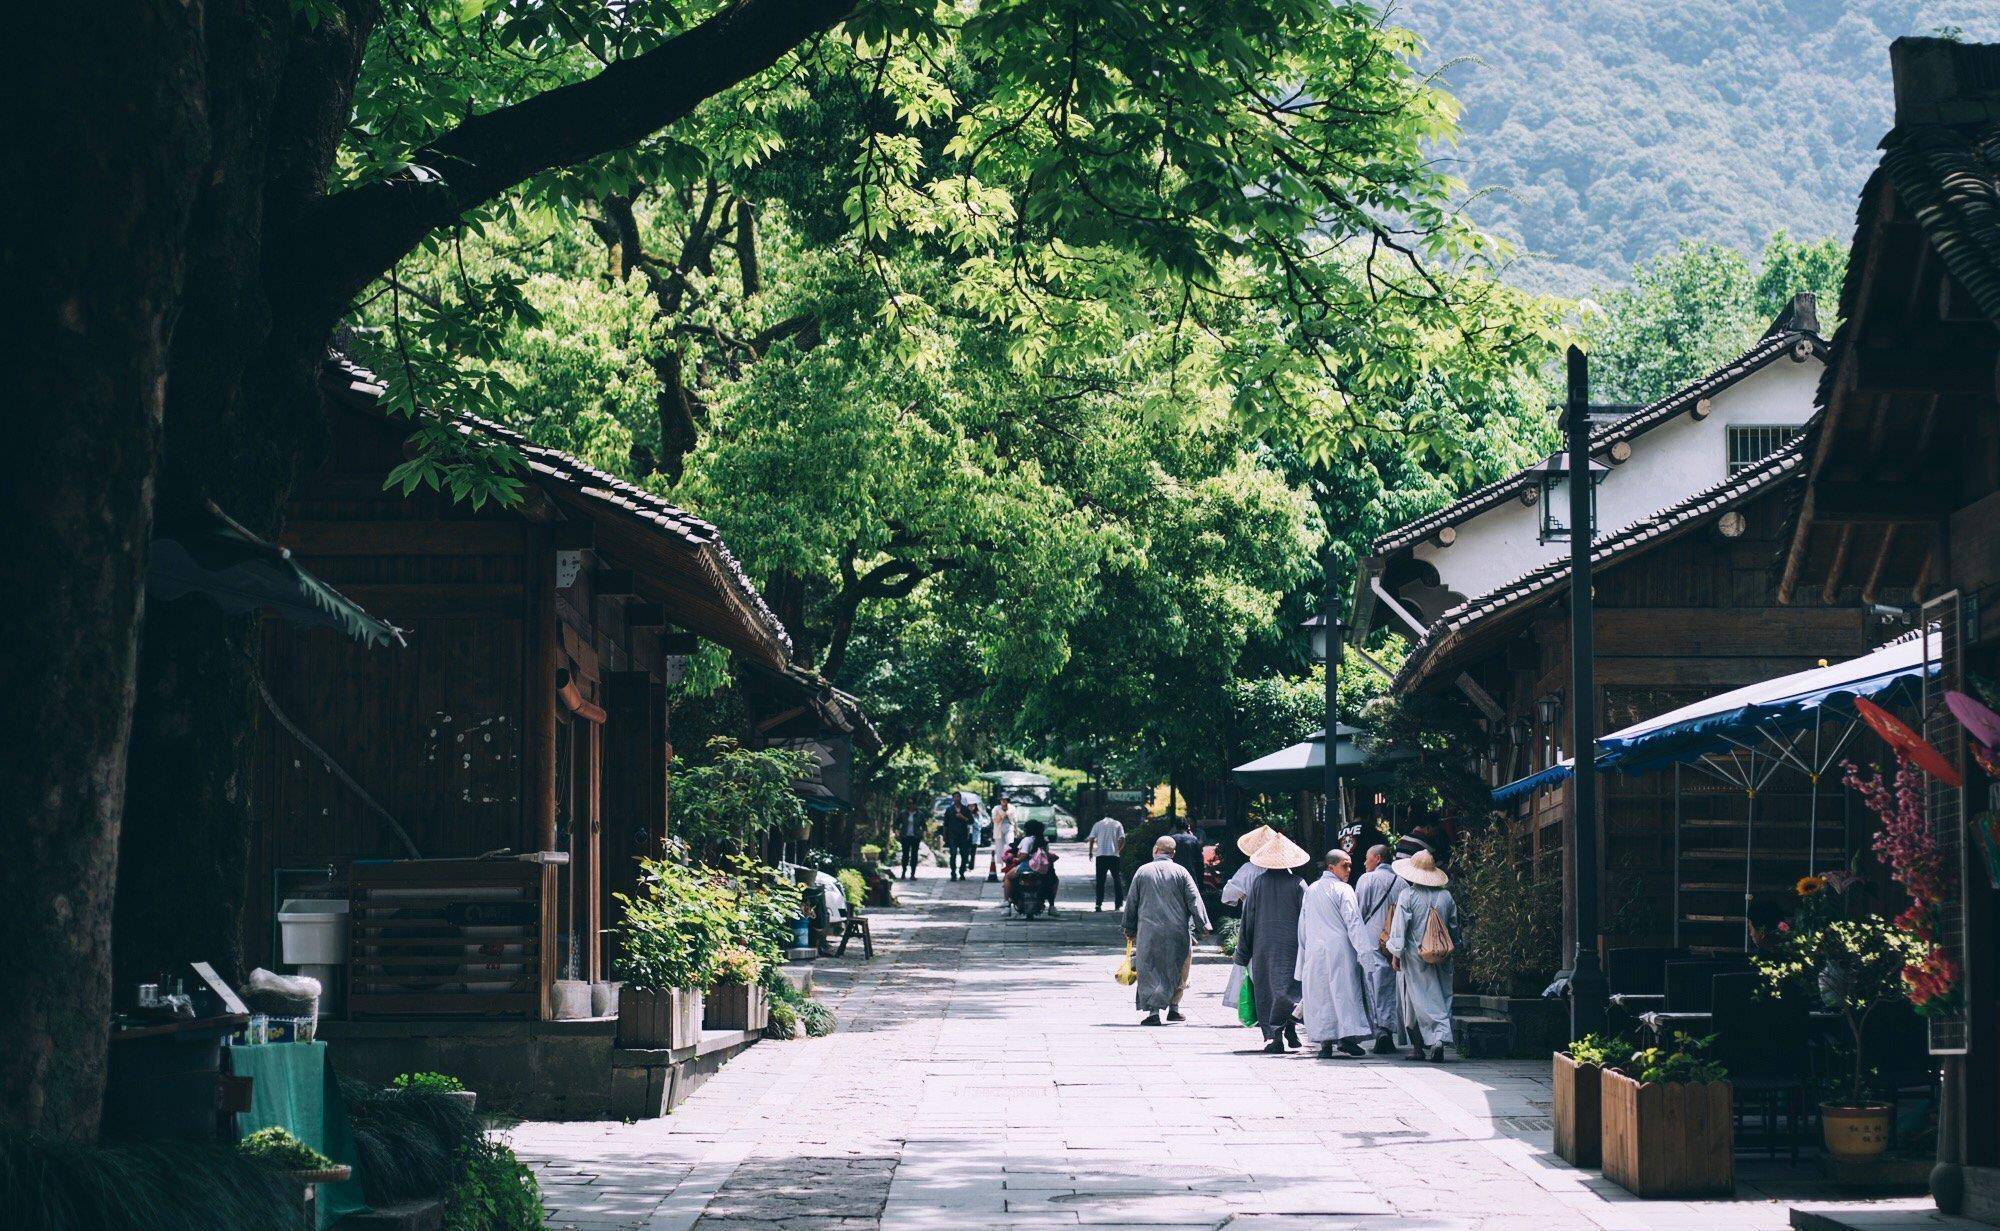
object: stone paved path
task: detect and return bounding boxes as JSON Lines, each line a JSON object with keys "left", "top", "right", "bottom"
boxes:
{"left": 507, "top": 843, "right": 1925, "bottom": 1231}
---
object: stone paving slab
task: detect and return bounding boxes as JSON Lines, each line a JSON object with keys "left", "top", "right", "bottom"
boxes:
{"left": 506, "top": 843, "right": 1934, "bottom": 1231}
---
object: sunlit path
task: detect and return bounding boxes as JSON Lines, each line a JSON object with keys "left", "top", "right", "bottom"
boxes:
{"left": 507, "top": 843, "right": 1923, "bottom": 1231}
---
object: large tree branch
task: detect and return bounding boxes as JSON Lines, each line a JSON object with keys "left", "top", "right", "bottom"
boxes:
{"left": 284, "top": 0, "right": 857, "bottom": 321}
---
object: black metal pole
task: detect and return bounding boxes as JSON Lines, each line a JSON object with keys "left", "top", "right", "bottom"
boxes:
{"left": 1324, "top": 557, "right": 1346, "bottom": 858}
{"left": 1567, "top": 345, "right": 1608, "bottom": 1038}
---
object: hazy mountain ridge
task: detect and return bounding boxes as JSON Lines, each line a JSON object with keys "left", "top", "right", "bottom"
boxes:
{"left": 1395, "top": 1, "right": 2000, "bottom": 291}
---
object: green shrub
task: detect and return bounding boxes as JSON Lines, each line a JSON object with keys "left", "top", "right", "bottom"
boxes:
{"left": 836, "top": 869, "right": 869, "bottom": 917}
{"left": 858, "top": 844, "right": 883, "bottom": 864}
{"left": 1215, "top": 918, "right": 1241, "bottom": 956}
{"left": 712, "top": 947, "right": 763, "bottom": 986}
{"left": 1623, "top": 1033, "right": 1727, "bottom": 1085}
{"left": 765, "top": 998, "right": 798, "bottom": 1039}
{"left": 612, "top": 852, "right": 738, "bottom": 992}
{"left": 237, "top": 1127, "right": 333, "bottom": 1172}
{"left": 343, "top": 1079, "right": 482, "bottom": 1206}
{"left": 1454, "top": 822, "right": 1560, "bottom": 992}
{"left": 798, "top": 999, "right": 836, "bottom": 1037}
{"left": 1566, "top": 1032, "right": 1629, "bottom": 1067}
{"left": 0, "top": 1129, "right": 300, "bottom": 1231}
{"left": 392, "top": 1072, "right": 465, "bottom": 1094}
{"left": 443, "top": 1138, "right": 543, "bottom": 1231}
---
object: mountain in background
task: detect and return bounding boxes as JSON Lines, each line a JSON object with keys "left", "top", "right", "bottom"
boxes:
{"left": 1397, "top": 1, "right": 2000, "bottom": 292}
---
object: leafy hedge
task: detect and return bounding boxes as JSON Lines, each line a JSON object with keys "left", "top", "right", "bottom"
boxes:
{"left": 0, "top": 1130, "right": 298, "bottom": 1231}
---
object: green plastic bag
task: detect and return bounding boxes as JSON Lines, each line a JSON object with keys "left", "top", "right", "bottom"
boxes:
{"left": 1236, "top": 973, "right": 1257, "bottom": 1026}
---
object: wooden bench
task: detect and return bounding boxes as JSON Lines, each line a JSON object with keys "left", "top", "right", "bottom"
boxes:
{"left": 832, "top": 914, "right": 873, "bottom": 959}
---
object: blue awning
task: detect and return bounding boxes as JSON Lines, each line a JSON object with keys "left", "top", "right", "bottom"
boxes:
{"left": 1490, "top": 634, "right": 1934, "bottom": 803}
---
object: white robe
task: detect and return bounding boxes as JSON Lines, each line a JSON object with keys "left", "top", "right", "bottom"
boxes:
{"left": 1353, "top": 865, "right": 1403, "bottom": 1040}
{"left": 1293, "top": 875, "right": 1375, "bottom": 1044}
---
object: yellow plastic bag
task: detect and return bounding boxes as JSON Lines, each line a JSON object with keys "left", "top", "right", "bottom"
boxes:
{"left": 1114, "top": 939, "right": 1138, "bottom": 985}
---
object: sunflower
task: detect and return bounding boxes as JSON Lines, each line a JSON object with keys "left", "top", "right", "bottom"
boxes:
{"left": 1795, "top": 875, "right": 1828, "bottom": 897}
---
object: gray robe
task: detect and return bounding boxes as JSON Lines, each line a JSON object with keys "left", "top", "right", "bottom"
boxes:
{"left": 1234, "top": 868, "right": 1305, "bottom": 1040}
{"left": 1354, "top": 865, "right": 1403, "bottom": 1040}
{"left": 1384, "top": 881, "right": 1461, "bottom": 1046}
{"left": 1122, "top": 857, "right": 1210, "bottom": 1012}
{"left": 1295, "top": 875, "right": 1374, "bottom": 1044}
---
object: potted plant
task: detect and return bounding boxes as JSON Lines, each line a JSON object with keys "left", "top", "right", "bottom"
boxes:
{"left": 391, "top": 1069, "right": 477, "bottom": 1113}
{"left": 611, "top": 851, "right": 734, "bottom": 1049}
{"left": 1600, "top": 1033, "right": 1732, "bottom": 1198}
{"left": 239, "top": 1125, "right": 351, "bottom": 1185}
{"left": 704, "top": 947, "right": 769, "bottom": 1032}
{"left": 1553, "top": 1033, "right": 1625, "bottom": 1167}
{"left": 1754, "top": 904, "right": 1924, "bottom": 1163}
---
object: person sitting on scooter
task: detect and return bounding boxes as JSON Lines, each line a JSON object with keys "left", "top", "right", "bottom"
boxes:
{"left": 1003, "top": 820, "right": 1058, "bottom": 916}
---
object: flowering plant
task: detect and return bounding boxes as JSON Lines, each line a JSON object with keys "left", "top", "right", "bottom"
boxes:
{"left": 1756, "top": 915, "right": 1925, "bottom": 1106}
{"left": 1844, "top": 758, "right": 1960, "bottom": 1015}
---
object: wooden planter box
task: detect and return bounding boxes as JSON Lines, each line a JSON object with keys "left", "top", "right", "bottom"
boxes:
{"left": 616, "top": 987, "right": 704, "bottom": 1050}
{"left": 1552, "top": 1053, "right": 1602, "bottom": 1167}
{"left": 704, "top": 982, "right": 768, "bottom": 1033}
{"left": 1600, "top": 1069, "right": 1733, "bottom": 1198}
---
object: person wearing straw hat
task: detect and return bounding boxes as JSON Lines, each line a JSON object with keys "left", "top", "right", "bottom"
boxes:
{"left": 1384, "top": 848, "right": 1460, "bottom": 1062}
{"left": 1232, "top": 828, "right": 1310, "bottom": 1052}
{"left": 1219, "top": 825, "right": 1275, "bottom": 907}
{"left": 1123, "top": 835, "right": 1213, "bottom": 1026}
{"left": 1295, "top": 848, "right": 1376, "bottom": 1059}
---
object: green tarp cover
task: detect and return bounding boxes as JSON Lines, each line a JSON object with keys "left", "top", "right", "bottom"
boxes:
{"left": 227, "top": 1041, "right": 368, "bottom": 1228}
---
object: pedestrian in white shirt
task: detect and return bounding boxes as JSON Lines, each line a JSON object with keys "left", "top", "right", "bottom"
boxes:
{"left": 1088, "top": 815, "right": 1128, "bottom": 911}
{"left": 988, "top": 797, "right": 1015, "bottom": 883}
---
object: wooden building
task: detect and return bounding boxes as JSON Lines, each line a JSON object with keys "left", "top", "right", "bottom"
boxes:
{"left": 1391, "top": 442, "right": 1873, "bottom": 959}
{"left": 247, "top": 356, "right": 835, "bottom": 1115}
{"left": 1779, "top": 37, "right": 2000, "bottom": 1222}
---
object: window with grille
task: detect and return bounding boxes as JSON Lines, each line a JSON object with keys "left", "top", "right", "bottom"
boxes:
{"left": 1726, "top": 425, "right": 1802, "bottom": 474}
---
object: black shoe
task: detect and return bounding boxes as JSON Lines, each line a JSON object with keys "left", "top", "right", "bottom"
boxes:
{"left": 1317, "top": 1041, "right": 1335, "bottom": 1060}
{"left": 1141, "top": 1013, "right": 1162, "bottom": 1027}
{"left": 1373, "top": 1033, "right": 1396, "bottom": 1056}
{"left": 1408, "top": 1047, "right": 1427, "bottom": 1061}
{"left": 1430, "top": 1046, "right": 1446, "bottom": 1063}
{"left": 1339, "top": 1040, "right": 1367, "bottom": 1057}
{"left": 1263, "top": 1039, "right": 1286, "bottom": 1054}
{"left": 1283, "top": 1023, "right": 1301, "bottom": 1050}
{"left": 1166, "top": 1008, "right": 1185, "bottom": 1022}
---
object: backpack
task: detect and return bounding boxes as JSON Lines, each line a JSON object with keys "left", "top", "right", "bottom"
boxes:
{"left": 1376, "top": 901, "right": 1397, "bottom": 953}
{"left": 1417, "top": 903, "right": 1454, "bottom": 966}
{"left": 1027, "top": 845, "right": 1052, "bottom": 874}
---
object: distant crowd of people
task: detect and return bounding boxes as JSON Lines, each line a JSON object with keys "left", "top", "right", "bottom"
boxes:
{"left": 1121, "top": 821, "right": 1460, "bottom": 1060}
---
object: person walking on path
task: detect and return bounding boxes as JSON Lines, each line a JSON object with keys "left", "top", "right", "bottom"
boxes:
{"left": 1219, "top": 824, "right": 1273, "bottom": 907}
{"left": 1384, "top": 848, "right": 1461, "bottom": 1063}
{"left": 896, "top": 799, "right": 927, "bottom": 880}
{"left": 942, "top": 796, "right": 971, "bottom": 880}
{"left": 1233, "top": 828, "right": 1309, "bottom": 1053}
{"left": 987, "top": 796, "right": 1015, "bottom": 882}
{"left": 1353, "top": 844, "right": 1404, "bottom": 1054}
{"left": 1296, "top": 848, "right": 1375, "bottom": 1059}
{"left": 1169, "top": 816, "right": 1205, "bottom": 887}
{"left": 1088, "top": 814, "right": 1128, "bottom": 910}
{"left": 1122, "top": 835, "right": 1211, "bottom": 1026}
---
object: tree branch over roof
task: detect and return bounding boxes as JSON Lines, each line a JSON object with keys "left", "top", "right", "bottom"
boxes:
{"left": 286, "top": 0, "right": 857, "bottom": 322}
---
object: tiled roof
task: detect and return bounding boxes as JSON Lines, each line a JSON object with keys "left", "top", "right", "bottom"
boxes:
{"left": 1881, "top": 121, "right": 2000, "bottom": 324}
{"left": 1369, "top": 328, "right": 1825, "bottom": 557}
{"left": 1393, "top": 440, "right": 1808, "bottom": 691}
{"left": 324, "top": 352, "right": 793, "bottom": 660}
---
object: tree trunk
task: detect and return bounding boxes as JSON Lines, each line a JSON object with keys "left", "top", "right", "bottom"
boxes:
{"left": 0, "top": 3, "right": 211, "bottom": 1140}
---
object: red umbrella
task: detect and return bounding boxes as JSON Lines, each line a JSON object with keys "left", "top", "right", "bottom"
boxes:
{"left": 1853, "top": 697, "right": 1963, "bottom": 787}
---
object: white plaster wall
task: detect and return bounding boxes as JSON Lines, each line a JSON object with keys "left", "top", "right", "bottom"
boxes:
{"left": 1402, "top": 353, "right": 1822, "bottom": 609}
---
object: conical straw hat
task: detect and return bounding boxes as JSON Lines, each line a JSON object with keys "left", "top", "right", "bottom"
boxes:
{"left": 1248, "top": 831, "right": 1310, "bottom": 869}
{"left": 1392, "top": 848, "right": 1449, "bottom": 888}
{"left": 1235, "top": 825, "right": 1276, "bottom": 857}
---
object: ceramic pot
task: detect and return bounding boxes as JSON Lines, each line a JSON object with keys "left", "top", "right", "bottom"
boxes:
{"left": 1820, "top": 1102, "right": 1891, "bottom": 1163}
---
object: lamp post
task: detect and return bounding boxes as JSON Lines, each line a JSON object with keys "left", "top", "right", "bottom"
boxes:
{"left": 1302, "top": 559, "right": 1345, "bottom": 856}
{"left": 1565, "top": 345, "right": 1608, "bottom": 1038}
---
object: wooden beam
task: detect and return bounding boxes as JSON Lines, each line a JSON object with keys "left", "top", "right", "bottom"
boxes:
{"left": 594, "top": 567, "right": 636, "bottom": 596}
{"left": 1822, "top": 524, "right": 1854, "bottom": 604}
{"left": 1807, "top": 482, "right": 1958, "bottom": 525}
{"left": 1853, "top": 345, "right": 1998, "bottom": 395}
{"left": 1777, "top": 483, "right": 1814, "bottom": 605}
{"left": 552, "top": 517, "right": 595, "bottom": 549}
{"left": 1861, "top": 525, "right": 1898, "bottom": 607}
{"left": 280, "top": 520, "right": 528, "bottom": 557}
{"left": 332, "top": 582, "right": 525, "bottom": 619}
{"left": 1913, "top": 536, "right": 1935, "bottom": 603}
{"left": 625, "top": 601, "right": 666, "bottom": 629}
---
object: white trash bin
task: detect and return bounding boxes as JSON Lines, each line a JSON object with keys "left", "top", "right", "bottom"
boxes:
{"left": 278, "top": 899, "right": 349, "bottom": 1017}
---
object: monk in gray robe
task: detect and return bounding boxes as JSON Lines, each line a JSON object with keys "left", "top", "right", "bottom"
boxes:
{"left": 1122, "top": 836, "right": 1212, "bottom": 1026}
{"left": 1353, "top": 844, "right": 1404, "bottom": 1054}
{"left": 1384, "top": 848, "right": 1461, "bottom": 1062}
{"left": 1233, "top": 829, "right": 1309, "bottom": 1052}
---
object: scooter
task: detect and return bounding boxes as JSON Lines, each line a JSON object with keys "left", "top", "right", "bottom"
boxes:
{"left": 1009, "top": 863, "right": 1057, "bottom": 919}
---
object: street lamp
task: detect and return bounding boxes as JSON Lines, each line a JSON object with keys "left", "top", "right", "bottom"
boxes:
{"left": 1525, "top": 451, "right": 1608, "bottom": 543}
{"left": 1301, "top": 567, "right": 1345, "bottom": 856}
